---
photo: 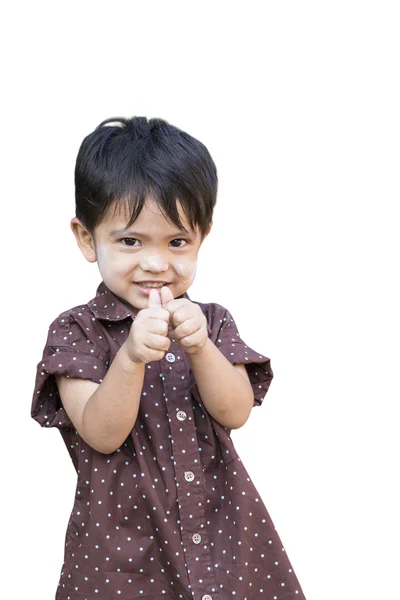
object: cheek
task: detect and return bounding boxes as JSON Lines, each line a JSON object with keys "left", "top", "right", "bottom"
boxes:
{"left": 173, "top": 259, "right": 197, "bottom": 282}
{"left": 96, "top": 244, "right": 123, "bottom": 278}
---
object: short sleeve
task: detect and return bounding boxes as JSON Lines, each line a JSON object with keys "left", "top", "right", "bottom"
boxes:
{"left": 211, "top": 305, "right": 274, "bottom": 407}
{"left": 31, "top": 312, "right": 109, "bottom": 430}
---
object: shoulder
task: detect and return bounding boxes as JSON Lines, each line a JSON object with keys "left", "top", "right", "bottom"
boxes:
{"left": 44, "top": 302, "right": 109, "bottom": 361}
{"left": 47, "top": 303, "right": 94, "bottom": 329}
{"left": 46, "top": 302, "right": 97, "bottom": 338}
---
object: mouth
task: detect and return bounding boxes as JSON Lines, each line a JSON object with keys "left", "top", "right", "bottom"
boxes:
{"left": 134, "top": 282, "right": 170, "bottom": 295}
{"left": 135, "top": 282, "right": 169, "bottom": 288}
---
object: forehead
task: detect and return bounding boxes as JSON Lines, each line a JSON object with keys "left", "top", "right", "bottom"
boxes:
{"left": 97, "top": 197, "right": 198, "bottom": 237}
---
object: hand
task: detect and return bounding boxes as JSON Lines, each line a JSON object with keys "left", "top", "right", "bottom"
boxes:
{"left": 124, "top": 288, "right": 171, "bottom": 364}
{"left": 160, "top": 286, "right": 209, "bottom": 355}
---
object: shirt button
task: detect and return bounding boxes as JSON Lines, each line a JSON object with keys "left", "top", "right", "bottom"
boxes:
{"left": 184, "top": 471, "right": 195, "bottom": 482}
{"left": 202, "top": 596, "right": 213, "bottom": 600}
{"left": 192, "top": 533, "right": 202, "bottom": 544}
{"left": 165, "top": 352, "right": 176, "bottom": 363}
{"left": 176, "top": 410, "right": 187, "bottom": 421}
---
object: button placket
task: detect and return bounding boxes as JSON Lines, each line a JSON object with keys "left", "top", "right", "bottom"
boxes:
{"left": 160, "top": 349, "right": 220, "bottom": 600}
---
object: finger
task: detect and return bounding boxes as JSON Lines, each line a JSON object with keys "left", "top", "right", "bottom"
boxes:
{"left": 144, "top": 332, "right": 171, "bottom": 351}
{"left": 178, "top": 324, "right": 207, "bottom": 347}
{"left": 173, "top": 316, "right": 197, "bottom": 341}
{"left": 146, "top": 307, "right": 170, "bottom": 321}
{"left": 148, "top": 319, "right": 169, "bottom": 336}
{"left": 169, "top": 305, "right": 195, "bottom": 330}
{"left": 160, "top": 285, "right": 175, "bottom": 308}
{"left": 148, "top": 288, "right": 162, "bottom": 308}
{"left": 162, "top": 300, "right": 190, "bottom": 322}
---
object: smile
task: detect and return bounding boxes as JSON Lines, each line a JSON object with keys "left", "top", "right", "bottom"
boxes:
{"left": 136, "top": 282, "right": 168, "bottom": 288}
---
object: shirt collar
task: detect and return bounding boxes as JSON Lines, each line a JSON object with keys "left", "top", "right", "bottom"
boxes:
{"left": 88, "top": 280, "right": 191, "bottom": 322}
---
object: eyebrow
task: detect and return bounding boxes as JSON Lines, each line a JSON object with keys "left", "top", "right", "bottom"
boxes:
{"left": 109, "top": 229, "right": 193, "bottom": 239}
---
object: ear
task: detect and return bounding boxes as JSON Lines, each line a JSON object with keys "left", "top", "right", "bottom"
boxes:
{"left": 70, "top": 217, "right": 97, "bottom": 263}
{"left": 200, "top": 221, "right": 213, "bottom": 244}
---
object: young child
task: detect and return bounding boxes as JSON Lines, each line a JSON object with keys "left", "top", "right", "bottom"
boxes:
{"left": 31, "top": 116, "right": 306, "bottom": 600}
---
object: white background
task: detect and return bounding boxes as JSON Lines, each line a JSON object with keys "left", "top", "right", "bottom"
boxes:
{"left": 1, "top": 1, "right": 399, "bottom": 599}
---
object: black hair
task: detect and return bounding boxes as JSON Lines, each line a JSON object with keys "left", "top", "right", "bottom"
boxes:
{"left": 74, "top": 116, "right": 218, "bottom": 240}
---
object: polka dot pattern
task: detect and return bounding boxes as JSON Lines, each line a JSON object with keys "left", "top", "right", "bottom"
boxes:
{"left": 31, "top": 281, "right": 306, "bottom": 599}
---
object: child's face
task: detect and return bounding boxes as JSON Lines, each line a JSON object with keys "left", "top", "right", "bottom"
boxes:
{"left": 72, "top": 197, "right": 211, "bottom": 312}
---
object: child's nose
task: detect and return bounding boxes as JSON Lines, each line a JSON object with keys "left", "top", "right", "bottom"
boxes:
{"left": 140, "top": 253, "right": 169, "bottom": 272}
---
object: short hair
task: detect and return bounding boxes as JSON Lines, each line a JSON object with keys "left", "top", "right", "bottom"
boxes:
{"left": 74, "top": 116, "right": 218, "bottom": 240}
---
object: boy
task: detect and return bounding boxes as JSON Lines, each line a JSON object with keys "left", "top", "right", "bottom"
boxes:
{"left": 31, "top": 116, "right": 305, "bottom": 599}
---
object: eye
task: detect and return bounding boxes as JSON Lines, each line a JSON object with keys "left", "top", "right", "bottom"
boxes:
{"left": 121, "top": 238, "right": 140, "bottom": 247}
{"left": 120, "top": 238, "right": 189, "bottom": 248}
{"left": 170, "top": 239, "right": 188, "bottom": 248}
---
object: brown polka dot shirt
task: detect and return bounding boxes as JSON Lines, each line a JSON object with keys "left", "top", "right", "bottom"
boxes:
{"left": 31, "top": 281, "right": 306, "bottom": 599}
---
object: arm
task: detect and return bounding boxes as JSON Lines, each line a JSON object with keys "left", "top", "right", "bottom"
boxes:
{"left": 189, "top": 337, "right": 254, "bottom": 429}
{"left": 57, "top": 342, "right": 145, "bottom": 454}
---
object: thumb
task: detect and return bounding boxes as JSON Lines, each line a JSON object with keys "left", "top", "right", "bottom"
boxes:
{"left": 148, "top": 287, "right": 162, "bottom": 308}
{"left": 160, "top": 285, "right": 174, "bottom": 308}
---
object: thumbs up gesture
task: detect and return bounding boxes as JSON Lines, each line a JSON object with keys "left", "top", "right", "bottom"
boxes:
{"left": 124, "top": 286, "right": 209, "bottom": 364}
{"left": 159, "top": 286, "right": 209, "bottom": 355}
{"left": 123, "top": 287, "right": 171, "bottom": 364}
